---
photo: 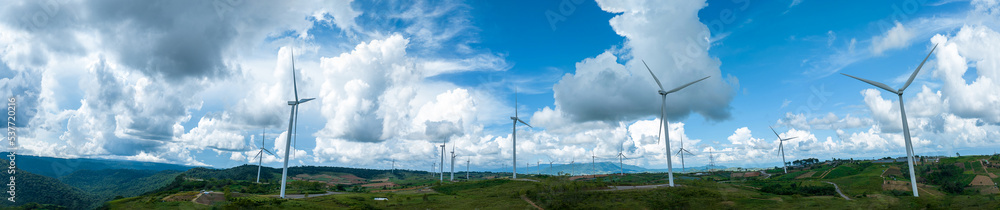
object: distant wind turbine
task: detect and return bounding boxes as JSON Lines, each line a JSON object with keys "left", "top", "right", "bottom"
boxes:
{"left": 279, "top": 47, "right": 316, "bottom": 198}
{"left": 617, "top": 149, "right": 627, "bottom": 176}
{"left": 841, "top": 44, "right": 937, "bottom": 197}
{"left": 450, "top": 146, "right": 456, "bottom": 181}
{"left": 440, "top": 144, "right": 445, "bottom": 182}
{"left": 643, "top": 60, "right": 711, "bottom": 187}
{"left": 254, "top": 130, "right": 274, "bottom": 183}
{"left": 769, "top": 126, "right": 798, "bottom": 174}
{"left": 510, "top": 89, "right": 532, "bottom": 179}
{"left": 675, "top": 148, "right": 695, "bottom": 172}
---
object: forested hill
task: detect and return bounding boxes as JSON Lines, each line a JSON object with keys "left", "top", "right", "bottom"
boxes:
{"left": 60, "top": 169, "right": 182, "bottom": 203}
{"left": 1, "top": 152, "right": 194, "bottom": 178}
{"left": 184, "top": 164, "right": 281, "bottom": 182}
{"left": 0, "top": 159, "right": 98, "bottom": 210}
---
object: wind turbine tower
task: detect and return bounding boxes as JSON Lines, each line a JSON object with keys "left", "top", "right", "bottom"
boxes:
{"left": 279, "top": 48, "right": 316, "bottom": 198}
{"left": 842, "top": 44, "right": 937, "bottom": 197}
{"left": 643, "top": 60, "right": 710, "bottom": 187}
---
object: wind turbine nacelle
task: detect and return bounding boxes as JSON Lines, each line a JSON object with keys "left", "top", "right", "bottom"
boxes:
{"left": 288, "top": 101, "right": 297, "bottom": 105}
{"left": 658, "top": 90, "right": 668, "bottom": 95}
{"left": 510, "top": 117, "right": 517, "bottom": 120}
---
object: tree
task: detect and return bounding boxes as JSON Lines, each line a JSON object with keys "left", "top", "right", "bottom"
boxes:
{"left": 224, "top": 186, "right": 232, "bottom": 200}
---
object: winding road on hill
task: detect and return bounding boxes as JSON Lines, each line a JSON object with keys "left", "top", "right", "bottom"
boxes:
{"left": 823, "top": 181, "right": 850, "bottom": 200}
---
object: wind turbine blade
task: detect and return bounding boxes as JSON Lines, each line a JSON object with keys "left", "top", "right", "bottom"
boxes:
{"left": 769, "top": 126, "right": 781, "bottom": 138}
{"left": 299, "top": 98, "right": 315, "bottom": 104}
{"left": 657, "top": 102, "right": 665, "bottom": 144}
{"left": 900, "top": 44, "right": 938, "bottom": 92}
{"left": 657, "top": 102, "right": 664, "bottom": 144}
{"left": 291, "top": 47, "right": 299, "bottom": 102}
{"left": 665, "top": 76, "right": 710, "bottom": 94}
{"left": 516, "top": 118, "right": 532, "bottom": 128}
{"left": 642, "top": 60, "right": 665, "bottom": 90}
{"left": 263, "top": 148, "right": 274, "bottom": 155}
{"left": 255, "top": 151, "right": 263, "bottom": 159}
{"left": 781, "top": 137, "right": 798, "bottom": 141}
{"left": 841, "top": 73, "right": 899, "bottom": 94}
{"left": 514, "top": 88, "right": 518, "bottom": 118}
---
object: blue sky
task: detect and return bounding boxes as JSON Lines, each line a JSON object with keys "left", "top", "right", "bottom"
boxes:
{"left": 3, "top": 0, "right": 1000, "bottom": 172}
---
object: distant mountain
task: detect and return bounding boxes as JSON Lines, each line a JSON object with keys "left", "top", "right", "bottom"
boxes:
{"left": 496, "top": 162, "right": 728, "bottom": 175}
{"left": 2, "top": 152, "right": 195, "bottom": 178}
{"left": 183, "top": 164, "right": 433, "bottom": 182}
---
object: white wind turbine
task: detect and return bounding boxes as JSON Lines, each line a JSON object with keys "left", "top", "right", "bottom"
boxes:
{"left": 440, "top": 144, "right": 445, "bottom": 182}
{"left": 254, "top": 130, "right": 274, "bottom": 183}
{"left": 643, "top": 60, "right": 711, "bottom": 187}
{"left": 450, "top": 146, "right": 456, "bottom": 181}
{"left": 616, "top": 147, "right": 627, "bottom": 176}
{"left": 841, "top": 44, "right": 937, "bottom": 197}
{"left": 769, "top": 126, "right": 797, "bottom": 174}
{"left": 510, "top": 90, "right": 532, "bottom": 179}
{"left": 675, "top": 148, "right": 695, "bottom": 172}
{"left": 279, "top": 48, "right": 315, "bottom": 198}
{"left": 675, "top": 130, "right": 696, "bottom": 172}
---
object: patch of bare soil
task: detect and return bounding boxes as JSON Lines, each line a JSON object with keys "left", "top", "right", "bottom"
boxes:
{"left": 970, "top": 175, "right": 995, "bottom": 186}
{"left": 192, "top": 192, "right": 226, "bottom": 205}
{"left": 796, "top": 171, "right": 816, "bottom": 179}
{"left": 882, "top": 180, "right": 911, "bottom": 191}
{"left": 161, "top": 191, "right": 198, "bottom": 202}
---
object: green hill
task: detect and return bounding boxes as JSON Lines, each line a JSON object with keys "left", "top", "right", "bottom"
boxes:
{"left": 60, "top": 169, "right": 182, "bottom": 202}
{"left": 0, "top": 159, "right": 98, "bottom": 210}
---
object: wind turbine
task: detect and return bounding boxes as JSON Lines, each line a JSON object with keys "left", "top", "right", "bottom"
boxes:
{"left": 510, "top": 89, "right": 532, "bottom": 179}
{"left": 617, "top": 143, "right": 628, "bottom": 176}
{"left": 450, "top": 146, "right": 456, "bottom": 181}
{"left": 466, "top": 158, "right": 470, "bottom": 180}
{"left": 254, "top": 130, "right": 274, "bottom": 183}
{"left": 675, "top": 148, "right": 695, "bottom": 172}
{"left": 769, "top": 126, "right": 798, "bottom": 174}
{"left": 643, "top": 60, "right": 711, "bottom": 187}
{"left": 279, "top": 47, "right": 316, "bottom": 198}
{"left": 536, "top": 160, "right": 541, "bottom": 175}
{"left": 440, "top": 144, "right": 445, "bottom": 182}
{"left": 841, "top": 44, "right": 937, "bottom": 197}
{"left": 548, "top": 160, "right": 555, "bottom": 175}
{"left": 591, "top": 151, "right": 597, "bottom": 177}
